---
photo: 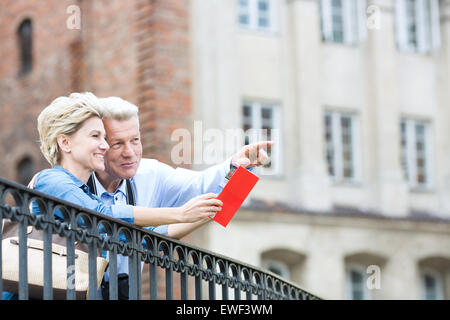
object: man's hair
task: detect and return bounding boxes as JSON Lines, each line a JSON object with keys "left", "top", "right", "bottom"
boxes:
{"left": 37, "top": 92, "right": 104, "bottom": 166}
{"left": 98, "top": 97, "right": 139, "bottom": 125}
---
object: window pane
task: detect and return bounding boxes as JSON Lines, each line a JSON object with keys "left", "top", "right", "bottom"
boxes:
{"left": 261, "top": 107, "right": 272, "bottom": 119}
{"left": 238, "top": 0, "right": 250, "bottom": 26}
{"left": 331, "top": 0, "right": 344, "bottom": 43}
{"left": 243, "top": 104, "right": 252, "bottom": 117}
{"left": 239, "top": 15, "right": 249, "bottom": 25}
{"left": 341, "top": 115, "right": 354, "bottom": 179}
{"left": 400, "top": 121, "right": 409, "bottom": 180}
{"left": 324, "top": 113, "right": 335, "bottom": 176}
{"left": 258, "top": 0, "right": 270, "bottom": 28}
{"left": 424, "top": 274, "right": 438, "bottom": 300}
{"left": 16, "top": 156, "right": 34, "bottom": 186}
{"left": 406, "top": 0, "right": 418, "bottom": 48}
{"left": 261, "top": 106, "right": 274, "bottom": 169}
{"left": 242, "top": 104, "right": 253, "bottom": 146}
{"left": 415, "top": 122, "right": 427, "bottom": 185}
{"left": 350, "top": 269, "right": 365, "bottom": 300}
{"left": 18, "top": 19, "right": 33, "bottom": 75}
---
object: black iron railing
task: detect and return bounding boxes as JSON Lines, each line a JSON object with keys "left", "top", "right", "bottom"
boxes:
{"left": 0, "top": 177, "right": 320, "bottom": 300}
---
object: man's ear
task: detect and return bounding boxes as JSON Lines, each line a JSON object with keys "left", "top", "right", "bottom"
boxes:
{"left": 56, "top": 134, "right": 71, "bottom": 153}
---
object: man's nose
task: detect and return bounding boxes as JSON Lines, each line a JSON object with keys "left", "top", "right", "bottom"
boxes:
{"left": 122, "top": 143, "right": 135, "bottom": 157}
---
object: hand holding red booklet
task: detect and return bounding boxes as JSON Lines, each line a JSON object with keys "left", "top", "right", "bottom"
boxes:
{"left": 213, "top": 166, "right": 259, "bottom": 227}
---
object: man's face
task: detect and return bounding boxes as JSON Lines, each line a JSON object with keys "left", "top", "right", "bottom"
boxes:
{"left": 103, "top": 118, "right": 142, "bottom": 180}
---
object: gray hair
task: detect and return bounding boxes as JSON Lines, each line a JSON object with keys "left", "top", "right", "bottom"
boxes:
{"left": 99, "top": 97, "right": 139, "bottom": 125}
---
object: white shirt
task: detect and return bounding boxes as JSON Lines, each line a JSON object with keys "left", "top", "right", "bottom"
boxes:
{"left": 92, "top": 158, "right": 230, "bottom": 282}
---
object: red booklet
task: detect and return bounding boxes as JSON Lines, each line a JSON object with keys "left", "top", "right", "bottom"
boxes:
{"left": 213, "top": 166, "right": 259, "bottom": 227}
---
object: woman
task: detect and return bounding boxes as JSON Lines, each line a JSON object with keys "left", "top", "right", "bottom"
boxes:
{"left": 2, "top": 92, "right": 222, "bottom": 300}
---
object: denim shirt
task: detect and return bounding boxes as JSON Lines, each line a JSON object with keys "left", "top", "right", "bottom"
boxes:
{"left": 32, "top": 165, "right": 134, "bottom": 224}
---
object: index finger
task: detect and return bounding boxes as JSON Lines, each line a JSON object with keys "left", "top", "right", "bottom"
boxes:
{"left": 253, "top": 141, "right": 275, "bottom": 148}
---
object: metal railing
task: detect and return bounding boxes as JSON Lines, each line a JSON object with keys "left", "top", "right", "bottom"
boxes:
{"left": 0, "top": 176, "right": 320, "bottom": 300}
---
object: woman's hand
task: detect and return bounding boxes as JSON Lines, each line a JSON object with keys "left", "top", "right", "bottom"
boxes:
{"left": 178, "top": 193, "right": 223, "bottom": 223}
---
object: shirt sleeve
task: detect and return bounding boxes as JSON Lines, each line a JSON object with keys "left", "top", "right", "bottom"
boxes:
{"left": 157, "top": 158, "right": 231, "bottom": 207}
{"left": 149, "top": 225, "right": 169, "bottom": 236}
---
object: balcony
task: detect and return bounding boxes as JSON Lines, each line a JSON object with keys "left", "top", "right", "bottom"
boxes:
{"left": 0, "top": 176, "right": 319, "bottom": 300}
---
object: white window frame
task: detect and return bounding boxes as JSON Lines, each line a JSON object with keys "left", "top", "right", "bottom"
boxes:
{"left": 242, "top": 100, "right": 282, "bottom": 176}
{"left": 237, "top": 0, "right": 279, "bottom": 33}
{"left": 320, "top": 0, "right": 367, "bottom": 45}
{"left": 345, "top": 264, "right": 372, "bottom": 300}
{"left": 324, "top": 110, "right": 361, "bottom": 184}
{"left": 400, "top": 118, "right": 433, "bottom": 190}
{"left": 420, "top": 269, "right": 445, "bottom": 300}
{"left": 396, "top": 0, "right": 441, "bottom": 53}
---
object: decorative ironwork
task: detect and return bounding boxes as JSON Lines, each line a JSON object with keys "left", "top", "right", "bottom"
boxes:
{"left": 0, "top": 176, "right": 320, "bottom": 300}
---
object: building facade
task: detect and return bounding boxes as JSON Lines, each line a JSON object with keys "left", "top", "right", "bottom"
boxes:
{"left": 1, "top": 0, "right": 450, "bottom": 299}
{"left": 189, "top": 0, "right": 450, "bottom": 299}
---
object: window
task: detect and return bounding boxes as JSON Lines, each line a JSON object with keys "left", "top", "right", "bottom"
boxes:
{"left": 16, "top": 156, "right": 34, "bottom": 186}
{"left": 242, "top": 101, "right": 281, "bottom": 176}
{"left": 400, "top": 119, "right": 432, "bottom": 189}
{"left": 17, "top": 19, "right": 33, "bottom": 76}
{"left": 262, "top": 260, "right": 290, "bottom": 279}
{"left": 320, "top": 0, "right": 367, "bottom": 45}
{"left": 324, "top": 111, "right": 361, "bottom": 182}
{"left": 345, "top": 265, "right": 371, "bottom": 300}
{"left": 395, "top": 0, "right": 440, "bottom": 53}
{"left": 421, "top": 270, "right": 444, "bottom": 300}
{"left": 237, "top": 0, "right": 278, "bottom": 32}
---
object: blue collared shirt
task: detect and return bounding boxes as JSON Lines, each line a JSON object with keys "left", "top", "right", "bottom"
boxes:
{"left": 32, "top": 165, "right": 134, "bottom": 223}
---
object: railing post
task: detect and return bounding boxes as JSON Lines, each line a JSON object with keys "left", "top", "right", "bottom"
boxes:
{"left": 180, "top": 269, "right": 188, "bottom": 300}
{"left": 207, "top": 257, "right": 215, "bottom": 300}
{"left": 0, "top": 215, "right": 3, "bottom": 299}
{"left": 108, "top": 245, "right": 118, "bottom": 300}
{"left": 43, "top": 223, "right": 53, "bottom": 300}
{"left": 149, "top": 260, "right": 158, "bottom": 300}
{"left": 128, "top": 249, "right": 138, "bottom": 300}
{"left": 165, "top": 261, "right": 173, "bottom": 300}
{"left": 18, "top": 217, "right": 28, "bottom": 300}
{"left": 66, "top": 231, "right": 76, "bottom": 300}
{"left": 88, "top": 240, "right": 98, "bottom": 300}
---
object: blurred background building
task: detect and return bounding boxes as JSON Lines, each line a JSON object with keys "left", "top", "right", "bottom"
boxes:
{"left": 1, "top": 0, "right": 450, "bottom": 299}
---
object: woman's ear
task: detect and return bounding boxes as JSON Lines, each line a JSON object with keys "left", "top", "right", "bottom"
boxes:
{"left": 56, "top": 134, "right": 71, "bottom": 153}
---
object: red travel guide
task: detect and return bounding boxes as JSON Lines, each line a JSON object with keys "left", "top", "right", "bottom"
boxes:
{"left": 213, "top": 166, "right": 259, "bottom": 227}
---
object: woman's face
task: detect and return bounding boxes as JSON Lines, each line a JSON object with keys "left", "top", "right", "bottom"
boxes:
{"left": 66, "top": 116, "right": 109, "bottom": 173}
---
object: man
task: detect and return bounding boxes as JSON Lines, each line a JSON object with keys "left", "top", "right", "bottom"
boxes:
{"left": 92, "top": 96, "right": 273, "bottom": 299}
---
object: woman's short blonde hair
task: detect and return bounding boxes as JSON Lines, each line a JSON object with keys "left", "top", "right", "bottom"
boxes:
{"left": 37, "top": 92, "right": 104, "bottom": 166}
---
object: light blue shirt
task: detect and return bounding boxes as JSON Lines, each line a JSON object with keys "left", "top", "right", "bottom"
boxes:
{"left": 92, "top": 158, "right": 230, "bottom": 282}
{"left": 32, "top": 165, "right": 134, "bottom": 223}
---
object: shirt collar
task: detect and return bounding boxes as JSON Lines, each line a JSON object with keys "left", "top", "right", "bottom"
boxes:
{"left": 92, "top": 172, "right": 127, "bottom": 196}
{"left": 53, "top": 165, "right": 86, "bottom": 188}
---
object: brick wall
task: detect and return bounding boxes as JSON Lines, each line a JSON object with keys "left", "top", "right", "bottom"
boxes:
{"left": 135, "top": 0, "right": 192, "bottom": 165}
{"left": 0, "top": 0, "right": 85, "bottom": 181}
{"left": 0, "top": 0, "right": 193, "bottom": 299}
{"left": 0, "top": 0, "right": 192, "bottom": 178}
